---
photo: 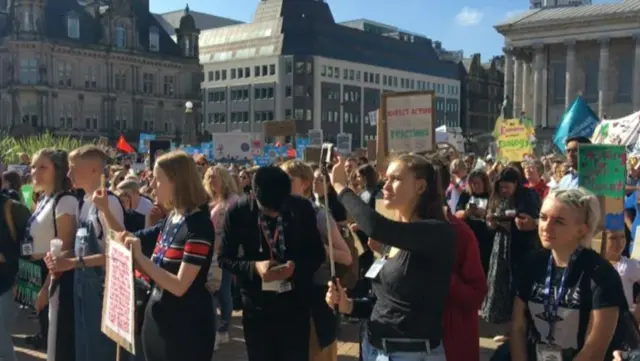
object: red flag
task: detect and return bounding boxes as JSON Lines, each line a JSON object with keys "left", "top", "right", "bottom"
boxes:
{"left": 116, "top": 135, "right": 135, "bottom": 153}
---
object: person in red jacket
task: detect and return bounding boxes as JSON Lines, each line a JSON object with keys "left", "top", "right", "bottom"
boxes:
{"left": 434, "top": 157, "right": 488, "bottom": 361}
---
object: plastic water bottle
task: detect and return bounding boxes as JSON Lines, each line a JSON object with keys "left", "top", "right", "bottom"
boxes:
{"left": 48, "top": 238, "right": 64, "bottom": 296}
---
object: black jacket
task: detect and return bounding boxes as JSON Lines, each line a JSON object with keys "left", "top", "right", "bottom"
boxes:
{"left": 0, "top": 194, "right": 31, "bottom": 295}
{"left": 218, "top": 194, "right": 325, "bottom": 315}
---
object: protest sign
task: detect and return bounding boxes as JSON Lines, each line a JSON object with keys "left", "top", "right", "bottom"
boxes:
{"left": 101, "top": 239, "right": 136, "bottom": 355}
{"left": 577, "top": 144, "right": 626, "bottom": 198}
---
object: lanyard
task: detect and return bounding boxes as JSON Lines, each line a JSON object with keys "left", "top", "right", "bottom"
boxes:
{"left": 542, "top": 247, "right": 582, "bottom": 343}
{"left": 154, "top": 215, "right": 185, "bottom": 265}
{"left": 258, "top": 215, "right": 285, "bottom": 260}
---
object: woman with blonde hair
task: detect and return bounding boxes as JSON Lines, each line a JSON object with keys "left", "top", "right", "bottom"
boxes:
{"left": 280, "top": 159, "right": 352, "bottom": 361}
{"left": 100, "top": 151, "right": 215, "bottom": 361}
{"left": 203, "top": 165, "right": 241, "bottom": 349}
{"left": 511, "top": 187, "right": 629, "bottom": 361}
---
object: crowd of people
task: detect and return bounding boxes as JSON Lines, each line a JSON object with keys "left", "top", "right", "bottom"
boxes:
{"left": 0, "top": 135, "right": 640, "bottom": 361}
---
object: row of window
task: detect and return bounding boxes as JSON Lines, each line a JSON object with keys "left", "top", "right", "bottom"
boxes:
{"left": 320, "top": 65, "right": 459, "bottom": 96}
{"left": 207, "top": 64, "right": 276, "bottom": 82}
{"left": 208, "top": 111, "right": 277, "bottom": 124}
{"left": 18, "top": 59, "right": 175, "bottom": 95}
{"left": 207, "top": 87, "right": 276, "bottom": 102}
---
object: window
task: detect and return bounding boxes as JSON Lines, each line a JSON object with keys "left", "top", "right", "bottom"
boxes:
{"left": 142, "top": 73, "right": 154, "bottom": 94}
{"left": 163, "top": 75, "right": 174, "bottom": 96}
{"left": 285, "top": 86, "right": 292, "bottom": 97}
{"left": 294, "top": 109, "right": 304, "bottom": 120}
{"left": 584, "top": 59, "right": 598, "bottom": 102}
{"left": 67, "top": 13, "right": 80, "bottom": 39}
{"left": 294, "top": 85, "right": 305, "bottom": 97}
{"left": 215, "top": 71, "right": 220, "bottom": 81}
{"left": 115, "top": 70, "right": 127, "bottom": 91}
{"left": 23, "top": 9, "right": 34, "bottom": 31}
{"left": 57, "top": 62, "right": 72, "bottom": 87}
{"left": 375, "top": 73, "right": 380, "bottom": 84}
{"left": 262, "top": 65, "right": 268, "bottom": 76}
{"left": 230, "top": 68, "right": 236, "bottom": 79}
{"left": 349, "top": 69, "right": 354, "bottom": 81}
{"left": 617, "top": 56, "right": 632, "bottom": 103}
{"left": 208, "top": 71, "right": 213, "bottom": 81}
{"left": 364, "top": 72, "right": 369, "bottom": 82}
{"left": 245, "top": 67, "right": 250, "bottom": 77}
{"left": 255, "top": 66, "right": 260, "bottom": 76}
{"left": 269, "top": 64, "right": 275, "bottom": 75}
{"left": 355, "top": 71, "right": 360, "bottom": 81}
{"left": 334, "top": 67, "right": 340, "bottom": 79}
{"left": 551, "top": 62, "right": 566, "bottom": 105}
{"left": 115, "top": 24, "right": 127, "bottom": 49}
{"left": 238, "top": 68, "right": 244, "bottom": 78}
{"left": 285, "top": 109, "right": 292, "bottom": 119}
{"left": 321, "top": 65, "right": 327, "bottom": 76}
{"left": 343, "top": 68, "right": 348, "bottom": 80}
{"left": 149, "top": 26, "right": 159, "bottom": 52}
{"left": 221, "top": 70, "right": 227, "bottom": 80}
{"left": 59, "top": 105, "right": 73, "bottom": 129}
{"left": 295, "top": 61, "right": 305, "bottom": 74}
{"left": 84, "top": 65, "right": 97, "bottom": 89}
{"left": 327, "top": 67, "right": 333, "bottom": 78}
{"left": 285, "top": 59, "right": 293, "bottom": 74}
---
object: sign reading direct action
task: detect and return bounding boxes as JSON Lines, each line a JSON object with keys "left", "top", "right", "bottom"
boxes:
{"left": 385, "top": 93, "right": 434, "bottom": 154}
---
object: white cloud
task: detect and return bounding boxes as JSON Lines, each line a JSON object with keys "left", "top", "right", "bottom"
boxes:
{"left": 504, "top": 10, "right": 524, "bottom": 19}
{"left": 455, "top": 7, "right": 484, "bottom": 26}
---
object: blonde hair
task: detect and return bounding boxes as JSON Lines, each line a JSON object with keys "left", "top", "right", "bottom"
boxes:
{"left": 203, "top": 165, "right": 239, "bottom": 202}
{"left": 155, "top": 151, "right": 208, "bottom": 214}
{"left": 545, "top": 187, "right": 601, "bottom": 248}
{"left": 69, "top": 145, "right": 108, "bottom": 165}
{"left": 280, "top": 159, "right": 314, "bottom": 197}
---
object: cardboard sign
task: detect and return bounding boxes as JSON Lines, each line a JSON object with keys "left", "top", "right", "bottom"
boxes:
{"left": 101, "top": 240, "right": 136, "bottom": 355}
{"left": 303, "top": 147, "right": 322, "bottom": 163}
{"left": 264, "top": 120, "right": 296, "bottom": 137}
{"left": 578, "top": 144, "right": 626, "bottom": 198}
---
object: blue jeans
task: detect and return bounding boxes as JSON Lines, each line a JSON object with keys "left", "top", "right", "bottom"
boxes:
{"left": 216, "top": 269, "right": 233, "bottom": 333}
{"left": 361, "top": 334, "right": 446, "bottom": 361}
{"left": 0, "top": 290, "right": 17, "bottom": 361}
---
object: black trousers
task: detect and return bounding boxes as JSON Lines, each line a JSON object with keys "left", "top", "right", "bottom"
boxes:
{"left": 54, "top": 270, "right": 76, "bottom": 361}
{"left": 242, "top": 310, "right": 310, "bottom": 361}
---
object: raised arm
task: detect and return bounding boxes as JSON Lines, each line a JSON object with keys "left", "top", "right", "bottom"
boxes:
{"left": 338, "top": 189, "right": 454, "bottom": 255}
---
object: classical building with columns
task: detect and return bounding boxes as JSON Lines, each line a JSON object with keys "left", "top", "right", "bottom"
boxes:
{"left": 495, "top": 1, "right": 640, "bottom": 132}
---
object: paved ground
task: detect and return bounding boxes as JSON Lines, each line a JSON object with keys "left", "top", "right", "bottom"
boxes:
{"left": 12, "top": 310, "right": 500, "bottom": 361}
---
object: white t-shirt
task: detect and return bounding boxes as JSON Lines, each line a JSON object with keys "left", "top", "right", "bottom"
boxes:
{"left": 30, "top": 195, "right": 79, "bottom": 255}
{"left": 79, "top": 193, "right": 124, "bottom": 251}
{"left": 134, "top": 196, "right": 153, "bottom": 216}
{"left": 613, "top": 257, "right": 640, "bottom": 310}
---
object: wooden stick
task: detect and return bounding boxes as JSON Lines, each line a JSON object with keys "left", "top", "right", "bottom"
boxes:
{"left": 116, "top": 345, "right": 120, "bottom": 361}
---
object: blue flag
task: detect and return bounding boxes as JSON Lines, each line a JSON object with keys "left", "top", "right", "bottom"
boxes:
{"left": 553, "top": 96, "right": 599, "bottom": 153}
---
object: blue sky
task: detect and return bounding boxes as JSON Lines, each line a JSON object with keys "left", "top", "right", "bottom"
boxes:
{"left": 151, "top": 0, "right": 615, "bottom": 62}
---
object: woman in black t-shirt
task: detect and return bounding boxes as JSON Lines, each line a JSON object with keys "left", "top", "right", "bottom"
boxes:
{"left": 119, "top": 151, "right": 215, "bottom": 361}
{"left": 511, "top": 187, "right": 627, "bottom": 361}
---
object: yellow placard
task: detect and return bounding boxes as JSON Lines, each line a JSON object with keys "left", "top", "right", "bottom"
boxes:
{"left": 493, "top": 117, "right": 535, "bottom": 162}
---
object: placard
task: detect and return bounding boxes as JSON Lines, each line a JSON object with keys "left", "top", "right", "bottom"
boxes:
{"left": 14, "top": 259, "right": 43, "bottom": 308}
{"left": 264, "top": 120, "right": 296, "bottom": 137}
{"left": 577, "top": 144, "right": 626, "bottom": 198}
{"left": 101, "top": 240, "right": 136, "bottom": 355}
{"left": 309, "top": 130, "right": 323, "bottom": 147}
{"left": 336, "top": 133, "right": 352, "bottom": 155}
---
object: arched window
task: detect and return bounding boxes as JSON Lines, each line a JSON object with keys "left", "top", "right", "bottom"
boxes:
{"left": 149, "top": 26, "right": 159, "bottom": 51}
{"left": 67, "top": 13, "right": 80, "bottom": 39}
{"left": 115, "top": 24, "right": 126, "bottom": 48}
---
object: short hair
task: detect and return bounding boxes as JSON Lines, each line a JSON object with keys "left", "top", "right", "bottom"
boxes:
{"left": 525, "top": 159, "right": 545, "bottom": 176}
{"left": 69, "top": 145, "right": 108, "bottom": 165}
{"left": 280, "top": 159, "right": 313, "bottom": 197}
{"left": 566, "top": 136, "right": 591, "bottom": 145}
{"left": 155, "top": 151, "right": 208, "bottom": 213}
{"left": 1, "top": 171, "right": 21, "bottom": 192}
{"left": 357, "top": 164, "right": 378, "bottom": 189}
{"left": 545, "top": 187, "right": 600, "bottom": 248}
{"left": 252, "top": 166, "right": 291, "bottom": 211}
{"left": 116, "top": 179, "right": 140, "bottom": 193}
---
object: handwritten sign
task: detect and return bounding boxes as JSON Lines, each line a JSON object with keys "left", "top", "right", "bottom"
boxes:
{"left": 14, "top": 259, "right": 43, "bottom": 308}
{"left": 384, "top": 92, "right": 435, "bottom": 154}
{"left": 101, "top": 240, "right": 136, "bottom": 355}
{"left": 577, "top": 144, "right": 626, "bottom": 198}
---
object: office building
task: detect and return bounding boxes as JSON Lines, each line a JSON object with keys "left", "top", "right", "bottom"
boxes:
{"left": 460, "top": 54, "right": 504, "bottom": 133}
{"left": 200, "top": 0, "right": 461, "bottom": 148}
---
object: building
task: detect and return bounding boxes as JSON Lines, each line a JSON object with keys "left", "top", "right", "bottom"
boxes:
{"left": 459, "top": 54, "right": 504, "bottom": 134}
{"left": 0, "top": 0, "right": 202, "bottom": 142}
{"left": 200, "top": 0, "right": 461, "bottom": 148}
{"left": 530, "top": 0, "right": 591, "bottom": 9}
{"left": 495, "top": 1, "right": 640, "bottom": 137}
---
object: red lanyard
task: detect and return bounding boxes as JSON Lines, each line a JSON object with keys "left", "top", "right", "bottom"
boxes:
{"left": 259, "top": 220, "right": 279, "bottom": 260}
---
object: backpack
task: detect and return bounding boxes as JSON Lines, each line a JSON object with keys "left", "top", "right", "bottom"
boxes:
{"left": 75, "top": 190, "right": 144, "bottom": 236}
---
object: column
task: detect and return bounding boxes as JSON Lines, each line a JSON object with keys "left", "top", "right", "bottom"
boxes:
{"left": 565, "top": 40, "right": 576, "bottom": 109}
{"left": 633, "top": 34, "right": 640, "bottom": 110}
{"left": 533, "top": 44, "right": 544, "bottom": 127}
{"left": 513, "top": 54, "right": 523, "bottom": 117}
{"left": 503, "top": 47, "right": 514, "bottom": 117}
{"left": 522, "top": 59, "right": 530, "bottom": 116}
{"left": 598, "top": 38, "right": 609, "bottom": 118}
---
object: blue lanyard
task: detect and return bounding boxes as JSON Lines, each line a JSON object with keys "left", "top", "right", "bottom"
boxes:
{"left": 154, "top": 216, "right": 185, "bottom": 265}
{"left": 542, "top": 247, "right": 582, "bottom": 342}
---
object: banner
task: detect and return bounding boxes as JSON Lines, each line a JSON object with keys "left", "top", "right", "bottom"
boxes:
{"left": 577, "top": 144, "right": 626, "bottom": 198}
{"left": 592, "top": 111, "right": 640, "bottom": 148}
{"left": 492, "top": 117, "right": 535, "bottom": 162}
{"left": 138, "top": 134, "right": 156, "bottom": 153}
{"left": 211, "top": 133, "right": 253, "bottom": 161}
{"left": 385, "top": 93, "right": 435, "bottom": 154}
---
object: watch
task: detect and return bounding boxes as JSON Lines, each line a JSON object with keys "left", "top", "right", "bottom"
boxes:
{"left": 77, "top": 256, "right": 86, "bottom": 269}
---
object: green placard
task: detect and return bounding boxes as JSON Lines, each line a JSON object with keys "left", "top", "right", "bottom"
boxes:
{"left": 577, "top": 144, "right": 626, "bottom": 198}
{"left": 21, "top": 184, "right": 33, "bottom": 208}
{"left": 14, "top": 259, "right": 44, "bottom": 309}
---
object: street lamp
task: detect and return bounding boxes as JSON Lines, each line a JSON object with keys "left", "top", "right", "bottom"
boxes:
{"left": 185, "top": 101, "right": 193, "bottom": 113}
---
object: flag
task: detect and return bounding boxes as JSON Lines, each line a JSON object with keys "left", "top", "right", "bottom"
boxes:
{"left": 116, "top": 135, "right": 135, "bottom": 153}
{"left": 553, "top": 96, "right": 599, "bottom": 153}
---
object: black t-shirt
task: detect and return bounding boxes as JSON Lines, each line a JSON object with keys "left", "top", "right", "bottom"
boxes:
{"left": 137, "top": 207, "right": 214, "bottom": 307}
{"left": 517, "top": 248, "right": 627, "bottom": 354}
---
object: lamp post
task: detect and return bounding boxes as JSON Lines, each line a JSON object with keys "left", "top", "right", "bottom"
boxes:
{"left": 182, "top": 101, "right": 196, "bottom": 146}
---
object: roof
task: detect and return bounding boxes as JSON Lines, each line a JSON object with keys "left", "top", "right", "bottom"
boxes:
{"left": 495, "top": 0, "right": 640, "bottom": 30}
{"left": 155, "top": 9, "right": 243, "bottom": 36}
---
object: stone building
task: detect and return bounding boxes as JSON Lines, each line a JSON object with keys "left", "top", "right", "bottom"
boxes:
{"left": 459, "top": 53, "right": 504, "bottom": 134}
{"left": 495, "top": 1, "right": 640, "bottom": 132}
{"left": 0, "top": 0, "right": 202, "bottom": 141}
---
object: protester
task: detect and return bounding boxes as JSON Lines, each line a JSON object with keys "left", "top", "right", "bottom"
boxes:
{"left": 120, "top": 151, "right": 215, "bottom": 361}
{"left": 326, "top": 154, "right": 455, "bottom": 361}
{"left": 218, "top": 166, "right": 326, "bottom": 361}
{"left": 556, "top": 136, "right": 591, "bottom": 190}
